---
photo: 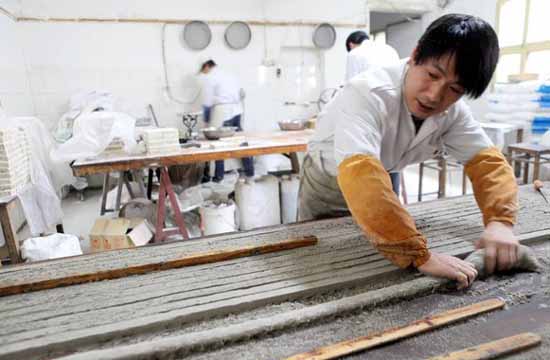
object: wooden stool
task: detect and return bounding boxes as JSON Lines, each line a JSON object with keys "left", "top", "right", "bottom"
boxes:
{"left": 0, "top": 196, "right": 64, "bottom": 264}
{"left": 418, "top": 155, "right": 467, "bottom": 202}
{"left": 506, "top": 143, "right": 550, "bottom": 184}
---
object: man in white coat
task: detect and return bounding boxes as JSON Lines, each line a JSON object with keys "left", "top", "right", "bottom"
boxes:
{"left": 200, "top": 60, "right": 254, "bottom": 182}
{"left": 345, "top": 31, "right": 402, "bottom": 194}
{"left": 345, "top": 31, "right": 400, "bottom": 82}
{"left": 299, "top": 14, "right": 519, "bottom": 290}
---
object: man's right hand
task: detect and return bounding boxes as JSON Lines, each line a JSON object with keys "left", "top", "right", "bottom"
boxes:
{"left": 417, "top": 252, "right": 478, "bottom": 290}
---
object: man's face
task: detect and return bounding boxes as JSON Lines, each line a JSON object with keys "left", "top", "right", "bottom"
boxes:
{"left": 404, "top": 51, "right": 465, "bottom": 119}
{"left": 201, "top": 65, "right": 212, "bottom": 74}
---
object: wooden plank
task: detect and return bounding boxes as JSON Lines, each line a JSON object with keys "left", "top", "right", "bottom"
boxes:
{"left": 0, "top": 199, "right": 21, "bottom": 264}
{"left": 285, "top": 299, "right": 506, "bottom": 360}
{"left": 0, "top": 236, "right": 317, "bottom": 296}
{"left": 427, "top": 332, "right": 541, "bottom": 360}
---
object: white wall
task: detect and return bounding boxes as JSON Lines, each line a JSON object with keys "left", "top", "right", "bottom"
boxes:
{"left": 386, "top": 0, "right": 499, "bottom": 122}
{"left": 0, "top": 13, "right": 34, "bottom": 116}
{"left": 422, "top": 0, "right": 499, "bottom": 122}
{"left": 386, "top": 20, "right": 423, "bottom": 58}
{"left": 8, "top": 0, "right": 366, "bottom": 132}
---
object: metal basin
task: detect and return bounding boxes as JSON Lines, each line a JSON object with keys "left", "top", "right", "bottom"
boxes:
{"left": 202, "top": 126, "right": 237, "bottom": 140}
{"left": 278, "top": 120, "right": 306, "bottom": 131}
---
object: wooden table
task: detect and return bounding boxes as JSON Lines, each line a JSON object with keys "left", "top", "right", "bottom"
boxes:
{"left": 506, "top": 142, "right": 550, "bottom": 184}
{"left": 71, "top": 130, "right": 313, "bottom": 241}
{"left": 72, "top": 130, "right": 313, "bottom": 176}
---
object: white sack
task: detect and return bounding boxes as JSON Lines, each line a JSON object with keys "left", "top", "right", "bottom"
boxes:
{"left": 21, "top": 233, "right": 82, "bottom": 262}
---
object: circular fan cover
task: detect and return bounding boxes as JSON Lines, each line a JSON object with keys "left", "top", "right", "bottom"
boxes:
{"left": 312, "top": 23, "right": 336, "bottom": 49}
{"left": 225, "top": 21, "right": 252, "bottom": 50}
{"left": 183, "top": 20, "right": 212, "bottom": 50}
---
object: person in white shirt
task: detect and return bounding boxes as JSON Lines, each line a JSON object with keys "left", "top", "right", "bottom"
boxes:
{"left": 345, "top": 31, "right": 402, "bottom": 194}
{"left": 345, "top": 31, "right": 400, "bottom": 82}
{"left": 300, "top": 14, "right": 519, "bottom": 290}
{"left": 200, "top": 60, "right": 254, "bottom": 182}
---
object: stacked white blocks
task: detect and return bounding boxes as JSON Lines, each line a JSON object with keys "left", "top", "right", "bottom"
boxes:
{"left": 143, "top": 128, "right": 180, "bottom": 155}
{"left": 0, "top": 128, "right": 31, "bottom": 197}
{"left": 102, "top": 137, "right": 125, "bottom": 156}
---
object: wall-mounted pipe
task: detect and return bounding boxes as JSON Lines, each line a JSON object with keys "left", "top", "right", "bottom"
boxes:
{"left": 0, "top": 6, "right": 17, "bottom": 21}
{"left": 14, "top": 16, "right": 363, "bottom": 28}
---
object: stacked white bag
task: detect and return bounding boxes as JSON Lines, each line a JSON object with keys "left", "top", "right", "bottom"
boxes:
{"left": 486, "top": 81, "right": 550, "bottom": 142}
{"left": 0, "top": 127, "right": 31, "bottom": 197}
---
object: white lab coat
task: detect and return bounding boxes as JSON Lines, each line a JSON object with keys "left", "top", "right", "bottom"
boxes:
{"left": 345, "top": 40, "right": 400, "bottom": 82}
{"left": 201, "top": 68, "right": 243, "bottom": 128}
{"left": 308, "top": 59, "right": 493, "bottom": 177}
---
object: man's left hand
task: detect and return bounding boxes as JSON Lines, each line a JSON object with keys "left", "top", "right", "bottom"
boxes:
{"left": 475, "top": 221, "right": 519, "bottom": 274}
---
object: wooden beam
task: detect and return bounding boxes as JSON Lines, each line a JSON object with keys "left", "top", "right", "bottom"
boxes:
{"left": 0, "top": 236, "right": 317, "bottom": 296}
{"left": 285, "top": 299, "right": 505, "bottom": 360}
{"left": 427, "top": 332, "right": 541, "bottom": 360}
{"left": 0, "top": 199, "right": 22, "bottom": 264}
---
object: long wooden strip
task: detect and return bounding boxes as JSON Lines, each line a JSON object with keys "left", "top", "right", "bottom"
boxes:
{"left": 285, "top": 299, "right": 505, "bottom": 360}
{"left": 427, "top": 332, "right": 542, "bottom": 360}
{"left": 0, "top": 236, "right": 317, "bottom": 296}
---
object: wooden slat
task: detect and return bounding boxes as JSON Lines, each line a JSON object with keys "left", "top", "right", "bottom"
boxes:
{"left": 0, "top": 199, "right": 21, "bottom": 264}
{"left": 285, "top": 299, "right": 506, "bottom": 360}
{"left": 427, "top": 332, "right": 542, "bottom": 360}
{"left": 0, "top": 236, "right": 317, "bottom": 296}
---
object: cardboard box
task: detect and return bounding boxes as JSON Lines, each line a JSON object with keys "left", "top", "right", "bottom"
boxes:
{"left": 89, "top": 218, "right": 153, "bottom": 252}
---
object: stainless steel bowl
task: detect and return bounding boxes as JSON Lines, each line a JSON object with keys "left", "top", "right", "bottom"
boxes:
{"left": 278, "top": 120, "right": 306, "bottom": 131}
{"left": 202, "top": 126, "right": 237, "bottom": 140}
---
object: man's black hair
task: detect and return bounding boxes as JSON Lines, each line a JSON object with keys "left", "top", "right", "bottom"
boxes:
{"left": 414, "top": 14, "right": 499, "bottom": 99}
{"left": 201, "top": 59, "right": 217, "bottom": 72}
{"left": 345, "top": 31, "right": 369, "bottom": 52}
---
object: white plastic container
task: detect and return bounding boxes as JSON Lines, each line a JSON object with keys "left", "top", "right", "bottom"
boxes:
{"left": 235, "top": 175, "right": 281, "bottom": 230}
{"left": 200, "top": 200, "right": 237, "bottom": 236}
{"left": 280, "top": 174, "right": 300, "bottom": 224}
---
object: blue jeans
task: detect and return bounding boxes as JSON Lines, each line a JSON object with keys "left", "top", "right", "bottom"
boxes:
{"left": 214, "top": 115, "right": 254, "bottom": 181}
{"left": 389, "top": 172, "right": 400, "bottom": 195}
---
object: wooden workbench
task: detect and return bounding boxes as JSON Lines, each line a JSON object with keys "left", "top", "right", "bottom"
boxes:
{"left": 71, "top": 129, "right": 313, "bottom": 241}
{"left": 72, "top": 130, "right": 313, "bottom": 176}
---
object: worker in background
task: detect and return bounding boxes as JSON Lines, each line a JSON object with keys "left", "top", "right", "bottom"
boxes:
{"left": 345, "top": 30, "right": 400, "bottom": 82}
{"left": 200, "top": 60, "right": 254, "bottom": 182}
{"left": 299, "top": 14, "right": 518, "bottom": 290}
{"left": 345, "top": 30, "right": 402, "bottom": 195}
